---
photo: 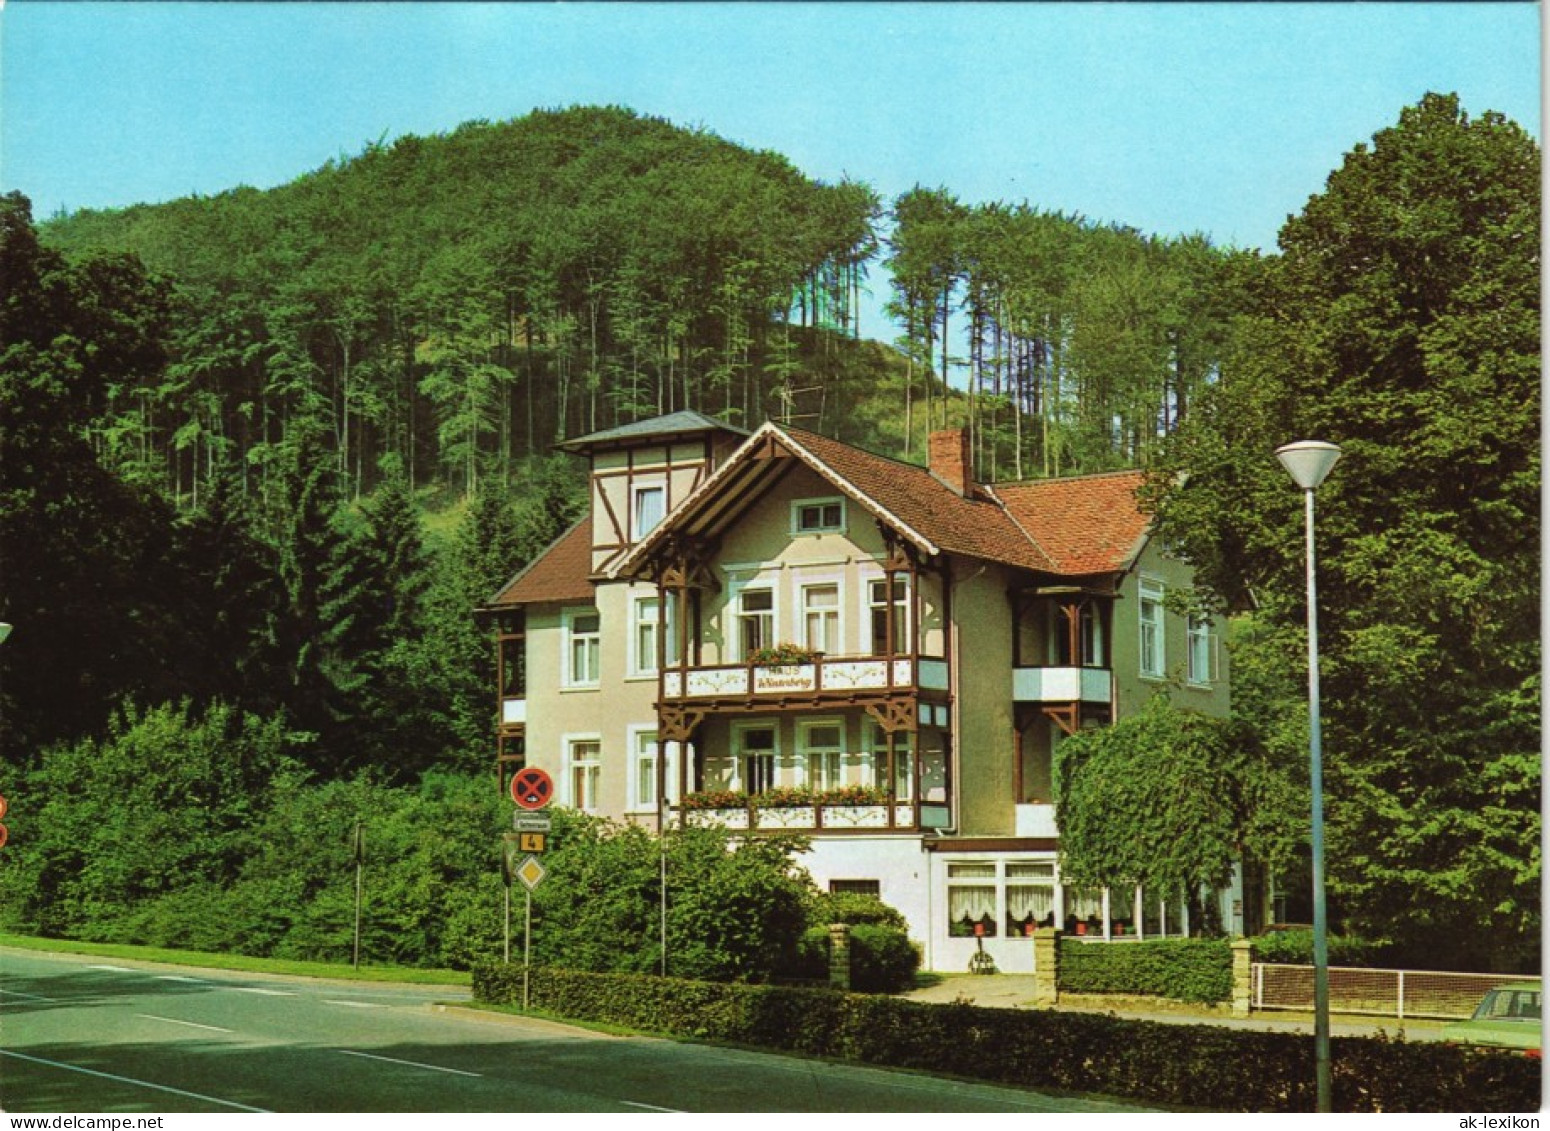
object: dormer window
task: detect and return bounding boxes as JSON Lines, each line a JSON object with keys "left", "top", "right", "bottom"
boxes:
{"left": 793, "top": 497, "right": 845, "bottom": 535}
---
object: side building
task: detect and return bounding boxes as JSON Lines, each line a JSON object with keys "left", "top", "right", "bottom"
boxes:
{"left": 484, "top": 411, "right": 1247, "bottom": 973}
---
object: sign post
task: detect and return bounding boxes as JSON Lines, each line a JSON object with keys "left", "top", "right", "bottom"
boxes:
{"left": 505, "top": 768, "right": 553, "bottom": 1010}
{"left": 351, "top": 822, "right": 364, "bottom": 969}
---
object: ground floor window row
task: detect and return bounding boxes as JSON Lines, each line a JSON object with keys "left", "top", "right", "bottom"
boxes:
{"left": 943, "top": 860, "right": 1193, "bottom": 940}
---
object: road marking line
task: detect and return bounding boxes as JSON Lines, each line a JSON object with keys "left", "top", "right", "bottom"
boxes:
{"left": 85, "top": 964, "right": 133, "bottom": 972}
{"left": 0, "top": 988, "right": 58, "bottom": 1002}
{"left": 154, "top": 975, "right": 208, "bottom": 984}
{"left": 622, "top": 1101, "right": 684, "bottom": 1112}
{"left": 324, "top": 999, "right": 388, "bottom": 1008}
{"left": 136, "top": 1013, "right": 236, "bottom": 1034}
{"left": 338, "top": 1049, "right": 482, "bottom": 1077}
{"left": 231, "top": 987, "right": 296, "bottom": 997}
{"left": 0, "top": 1049, "right": 270, "bottom": 1112}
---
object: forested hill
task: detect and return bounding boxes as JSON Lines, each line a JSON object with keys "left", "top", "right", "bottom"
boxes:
{"left": 38, "top": 103, "right": 1245, "bottom": 508}
{"left": 38, "top": 105, "right": 886, "bottom": 505}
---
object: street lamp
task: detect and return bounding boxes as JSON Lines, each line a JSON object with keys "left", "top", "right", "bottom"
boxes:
{"left": 1275, "top": 439, "right": 1342, "bottom": 1113}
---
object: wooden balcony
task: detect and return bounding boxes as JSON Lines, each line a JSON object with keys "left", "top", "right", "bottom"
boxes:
{"left": 662, "top": 655, "right": 949, "bottom": 702}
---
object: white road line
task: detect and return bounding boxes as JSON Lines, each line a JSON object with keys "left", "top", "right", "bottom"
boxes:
{"left": 622, "top": 1101, "right": 684, "bottom": 1112}
{"left": 0, "top": 1048, "right": 270, "bottom": 1112}
{"left": 136, "top": 1013, "right": 236, "bottom": 1034}
{"left": 154, "top": 975, "right": 208, "bottom": 984}
{"left": 323, "top": 999, "right": 389, "bottom": 1009}
{"left": 337, "top": 1049, "right": 483, "bottom": 1078}
{"left": 0, "top": 987, "right": 57, "bottom": 1002}
{"left": 231, "top": 987, "right": 296, "bottom": 997}
{"left": 85, "top": 964, "right": 133, "bottom": 972}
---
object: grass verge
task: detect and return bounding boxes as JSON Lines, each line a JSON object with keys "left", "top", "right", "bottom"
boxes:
{"left": 0, "top": 932, "right": 470, "bottom": 986}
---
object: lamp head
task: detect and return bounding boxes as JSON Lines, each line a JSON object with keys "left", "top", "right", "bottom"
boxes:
{"left": 1276, "top": 441, "right": 1343, "bottom": 491}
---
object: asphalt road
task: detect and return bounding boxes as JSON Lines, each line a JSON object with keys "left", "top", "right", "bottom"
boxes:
{"left": 0, "top": 948, "right": 1150, "bottom": 1113}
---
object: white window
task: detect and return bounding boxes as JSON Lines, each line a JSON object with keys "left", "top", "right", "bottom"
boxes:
{"left": 798, "top": 719, "right": 844, "bottom": 791}
{"left": 734, "top": 723, "right": 778, "bottom": 793}
{"left": 1139, "top": 579, "right": 1165, "bottom": 679}
{"left": 564, "top": 608, "right": 601, "bottom": 688}
{"left": 792, "top": 497, "right": 845, "bottom": 535}
{"left": 1187, "top": 613, "right": 1217, "bottom": 686}
{"left": 737, "top": 586, "right": 775, "bottom": 660}
{"left": 566, "top": 737, "right": 601, "bottom": 812}
{"left": 630, "top": 728, "right": 677, "bottom": 812}
{"left": 868, "top": 723, "right": 913, "bottom": 800}
{"left": 947, "top": 862, "right": 999, "bottom": 938}
{"left": 630, "top": 594, "right": 678, "bottom": 677}
{"left": 869, "top": 576, "right": 910, "bottom": 655}
{"left": 802, "top": 582, "right": 840, "bottom": 654}
{"left": 633, "top": 484, "right": 665, "bottom": 540}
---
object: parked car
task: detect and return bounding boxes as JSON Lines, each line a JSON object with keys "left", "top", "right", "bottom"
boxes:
{"left": 1442, "top": 983, "right": 1542, "bottom": 1056}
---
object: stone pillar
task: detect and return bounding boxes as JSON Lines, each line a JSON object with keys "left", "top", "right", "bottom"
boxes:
{"left": 828, "top": 923, "right": 852, "bottom": 991}
{"left": 1032, "top": 927, "right": 1061, "bottom": 1005}
{"left": 1231, "top": 938, "right": 1255, "bottom": 1017}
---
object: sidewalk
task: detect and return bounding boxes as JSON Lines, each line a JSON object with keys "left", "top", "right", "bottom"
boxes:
{"left": 899, "top": 974, "right": 1447, "bottom": 1042}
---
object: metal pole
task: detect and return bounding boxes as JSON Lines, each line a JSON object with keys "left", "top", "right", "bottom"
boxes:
{"left": 503, "top": 883, "right": 511, "bottom": 964}
{"left": 352, "top": 822, "right": 363, "bottom": 970}
{"left": 523, "top": 889, "right": 532, "bottom": 1011}
{"left": 1304, "top": 486, "right": 1332, "bottom": 1112}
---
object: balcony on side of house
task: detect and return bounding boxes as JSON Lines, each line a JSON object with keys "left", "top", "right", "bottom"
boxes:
{"left": 1011, "top": 665, "right": 1111, "bottom": 705}
{"left": 662, "top": 654, "right": 949, "bottom": 701}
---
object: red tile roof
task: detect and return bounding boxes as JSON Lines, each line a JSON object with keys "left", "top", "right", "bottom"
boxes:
{"left": 488, "top": 516, "right": 595, "bottom": 607}
{"left": 493, "top": 426, "right": 1156, "bottom": 609}
{"left": 779, "top": 427, "right": 1055, "bottom": 572}
{"left": 992, "top": 470, "right": 1151, "bottom": 575}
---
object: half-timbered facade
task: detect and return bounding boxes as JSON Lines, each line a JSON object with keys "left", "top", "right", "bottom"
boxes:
{"left": 484, "top": 412, "right": 1243, "bottom": 972}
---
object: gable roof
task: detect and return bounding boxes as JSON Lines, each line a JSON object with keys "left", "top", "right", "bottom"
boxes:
{"left": 490, "top": 425, "right": 1159, "bottom": 608}
{"left": 991, "top": 470, "right": 1152, "bottom": 575}
{"left": 486, "top": 515, "right": 595, "bottom": 607}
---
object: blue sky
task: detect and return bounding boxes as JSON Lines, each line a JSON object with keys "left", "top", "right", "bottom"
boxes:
{"left": 2, "top": 2, "right": 1540, "bottom": 338}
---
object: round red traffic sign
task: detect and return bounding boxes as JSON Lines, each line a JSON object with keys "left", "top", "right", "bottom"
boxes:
{"left": 0, "top": 794, "right": 8, "bottom": 821}
{"left": 510, "top": 767, "right": 554, "bottom": 811}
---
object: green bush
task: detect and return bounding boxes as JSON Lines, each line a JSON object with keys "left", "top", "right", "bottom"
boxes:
{"left": 804, "top": 890, "right": 908, "bottom": 931}
{"left": 1058, "top": 937, "right": 1233, "bottom": 1004}
{"left": 847, "top": 924, "right": 920, "bottom": 992}
{"left": 1252, "top": 930, "right": 1384, "bottom": 968}
{"left": 790, "top": 924, "right": 921, "bottom": 993}
{"left": 473, "top": 964, "right": 1539, "bottom": 1112}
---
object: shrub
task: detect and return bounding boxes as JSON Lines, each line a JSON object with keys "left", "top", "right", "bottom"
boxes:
{"left": 472, "top": 964, "right": 1540, "bottom": 1112}
{"left": 847, "top": 924, "right": 920, "bottom": 992}
{"left": 805, "top": 891, "right": 908, "bottom": 931}
{"left": 789, "top": 923, "right": 921, "bottom": 993}
{"left": 1059, "top": 937, "right": 1233, "bottom": 1004}
{"left": 1252, "top": 929, "right": 1384, "bottom": 968}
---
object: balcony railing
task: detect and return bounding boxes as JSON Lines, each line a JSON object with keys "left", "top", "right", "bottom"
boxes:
{"left": 663, "top": 656, "right": 948, "bottom": 700}
{"left": 1012, "top": 665, "right": 1111, "bottom": 704}
{"left": 680, "top": 800, "right": 920, "bottom": 832}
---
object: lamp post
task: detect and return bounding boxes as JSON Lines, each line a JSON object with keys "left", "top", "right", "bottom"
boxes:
{"left": 1275, "top": 439, "right": 1342, "bottom": 1113}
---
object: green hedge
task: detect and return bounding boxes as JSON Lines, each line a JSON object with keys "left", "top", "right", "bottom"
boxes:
{"left": 1252, "top": 930, "right": 1383, "bottom": 968}
{"left": 472, "top": 964, "right": 1538, "bottom": 1112}
{"left": 1059, "top": 937, "right": 1233, "bottom": 1004}
{"left": 791, "top": 925, "right": 921, "bottom": 993}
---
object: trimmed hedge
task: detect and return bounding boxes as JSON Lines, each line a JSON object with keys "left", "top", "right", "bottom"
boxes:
{"left": 1252, "top": 929, "right": 1383, "bottom": 968}
{"left": 791, "top": 924, "right": 921, "bottom": 993}
{"left": 1059, "top": 937, "right": 1233, "bottom": 1004}
{"left": 473, "top": 964, "right": 1539, "bottom": 1112}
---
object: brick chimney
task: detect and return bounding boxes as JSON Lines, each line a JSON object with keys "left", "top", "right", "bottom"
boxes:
{"left": 928, "top": 428, "right": 974, "bottom": 496}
